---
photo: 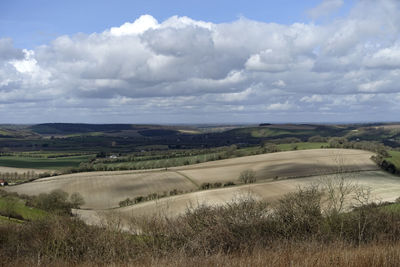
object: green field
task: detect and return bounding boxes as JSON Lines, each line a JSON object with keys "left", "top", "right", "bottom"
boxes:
{"left": 233, "top": 127, "right": 318, "bottom": 138}
{"left": 0, "top": 197, "right": 47, "bottom": 220}
{"left": 98, "top": 143, "right": 329, "bottom": 171}
{"left": 379, "top": 202, "right": 400, "bottom": 214}
{"left": 0, "top": 215, "right": 24, "bottom": 224}
{"left": 386, "top": 151, "right": 400, "bottom": 168}
{"left": 0, "top": 155, "right": 92, "bottom": 170}
{"left": 0, "top": 141, "right": 331, "bottom": 172}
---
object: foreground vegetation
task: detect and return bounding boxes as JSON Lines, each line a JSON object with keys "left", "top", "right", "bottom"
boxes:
{"left": 2, "top": 183, "right": 400, "bottom": 266}
{"left": 0, "top": 189, "right": 83, "bottom": 221}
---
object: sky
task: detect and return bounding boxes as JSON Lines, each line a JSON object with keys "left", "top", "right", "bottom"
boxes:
{"left": 0, "top": 0, "right": 400, "bottom": 124}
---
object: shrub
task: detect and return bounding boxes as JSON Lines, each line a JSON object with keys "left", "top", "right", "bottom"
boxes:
{"left": 134, "top": 196, "right": 145, "bottom": 203}
{"left": 119, "top": 198, "right": 133, "bottom": 207}
{"left": 1, "top": 196, "right": 18, "bottom": 219}
{"left": 308, "top": 135, "right": 328, "bottom": 142}
{"left": 169, "top": 189, "right": 178, "bottom": 196}
{"left": 213, "top": 182, "right": 222, "bottom": 188}
{"left": 136, "top": 197, "right": 272, "bottom": 255}
{"left": 262, "top": 143, "right": 281, "bottom": 153}
{"left": 200, "top": 183, "right": 211, "bottom": 190}
{"left": 274, "top": 186, "right": 323, "bottom": 239}
{"left": 223, "top": 181, "right": 235, "bottom": 187}
{"left": 239, "top": 169, "right": 256, "bottom": 184}
{"left": 70, "top": 192, "right": 85, "bottom": 208}
{"left": 35, "top": 190, "right": 73, "bottom": 215}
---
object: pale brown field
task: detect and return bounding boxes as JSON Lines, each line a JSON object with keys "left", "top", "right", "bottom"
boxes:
{"left": 381, "top": 124, "right": 400, "bottom": 130}
{"left": 74, "top": 170, "right": 400, "bottom": 227}
{"left": 6, "top": 170, "right": 196, "bottom": 209}
{"left": 6, "top": 149, "right": 378, "bottom": 211}
{"left": 0, "top": 166, "right": 51, "bottom": 174}
{"left": 173, "top": 149, "right": 378, "bottom": 184}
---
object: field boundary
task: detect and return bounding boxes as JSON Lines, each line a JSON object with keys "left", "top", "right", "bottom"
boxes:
{"left": 174, "top": 171, "right": 199, "bottom": 187}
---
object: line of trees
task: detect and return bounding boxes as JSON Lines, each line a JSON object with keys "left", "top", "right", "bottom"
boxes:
{"left": 372, "top": 155, "right": 399, "bottom": 175}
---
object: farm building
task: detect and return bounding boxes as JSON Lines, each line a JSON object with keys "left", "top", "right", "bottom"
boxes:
{"left": 0, "top": 179, "right": 8, "bottom": 186}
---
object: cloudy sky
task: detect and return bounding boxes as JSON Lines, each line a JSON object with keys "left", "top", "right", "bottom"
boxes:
{"left": 1, "top": 0, "right": 400, "bottom": 124}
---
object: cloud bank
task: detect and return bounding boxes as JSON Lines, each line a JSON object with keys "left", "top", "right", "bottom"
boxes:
{"left": 1, "top": 0, "right": 400, "bottom": 123}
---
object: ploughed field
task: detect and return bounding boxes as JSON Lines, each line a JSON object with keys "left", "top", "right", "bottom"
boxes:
{"left": 0, "top": 166, "right": 51, "bottom": 174}
{"left": 75, "top": 170, "right": 400, "bottom": 227}
{"left": 6, "top": 149, "right": 378, "bottom": 210}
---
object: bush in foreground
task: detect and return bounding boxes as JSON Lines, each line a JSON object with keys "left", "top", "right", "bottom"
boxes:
{"left": 2, "top": 187, "right": 400, "bottom": 265}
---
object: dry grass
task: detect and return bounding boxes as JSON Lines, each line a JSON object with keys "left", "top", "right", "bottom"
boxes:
{"left": 7, "top": 242, "right": 400, "bottom": 267}
{"left": 143, "top": 242, "right": 400, "bottom": 267}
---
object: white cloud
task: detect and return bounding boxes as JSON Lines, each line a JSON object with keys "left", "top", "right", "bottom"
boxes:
{"left": 219, "top": 87, "right": 252, "bottom": 102}
{"left": 308, "top": 0, "right": 344, "bottom": 20}
{"left": 245, "top": 49, "right": 291, "bottom": 72}
{"left": 300, "top": 95, "right": 324, "bottom": 103}
{"left": 2, "top": 1, "right": 400, "bottom": 123}
{"left": 109, "top": 15, "right": 159, "bottom": 36}
{"left": 272, "top": 80, "right": 286, "bottom": 87}
{"left": 358, "top": 80, "right": 390, "bottom": 93}
{"left": 266, "top": 101, "right": 293, "bottom": 111}
{"left": 365, "top": 44, "right": 400, "bottom": 69}
{"left": 0, "top": 38, "right": 24, "bottom": 61}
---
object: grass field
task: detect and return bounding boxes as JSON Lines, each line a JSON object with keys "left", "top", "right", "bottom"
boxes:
{"left": 251, "top": 128, "right": 308, "bottom": 137}
{"left": 0, "top": 197, "right": 47, "bottom": 220}
{"left": 0, "top": 215, "right": 24, "bottom": 224}
{"left": 386, "top": 151, "right": 400, "bottom": 168}
{"left": 232, "top": 126, "right": 318, "bottom": 138}
{"left": 381, "top": 202, "right": 400, "bottom": 213}
{"left": 0, "top": 142, "right": 329, "bottom": 172}
{"left": 277, "top": 142, "right": 328, "bottom": 151}
{"left": 0, "top": 154, "right": 92, "bottom": 170}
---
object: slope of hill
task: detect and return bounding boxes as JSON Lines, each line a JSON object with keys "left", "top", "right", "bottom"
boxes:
{"left": 6, "top": 149, "right": 378, "bottom": 210}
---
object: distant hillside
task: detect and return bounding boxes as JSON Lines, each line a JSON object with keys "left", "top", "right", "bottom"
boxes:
{"left": 30, "top": 123, "right": 137, "bottom": 134}
{"left": 0, "top": 125, "right": 39, "bottom": 138}
{"left": 227, "top": 124, "right": 353, "bottom": 140}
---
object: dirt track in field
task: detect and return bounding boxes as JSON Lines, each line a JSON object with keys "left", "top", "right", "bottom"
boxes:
{"left": 6, "top": 149, "right": 378, "bottom": 210}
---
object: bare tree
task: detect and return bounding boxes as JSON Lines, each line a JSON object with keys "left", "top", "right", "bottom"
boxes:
{"left": 239, "top": 169, "right": 256, "bottom": 184}
{"left": 316, "top": 152, "right": 377, "bottom": 242}
{"left": 318, "top": 153, "right": 357, "bottom": 215}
